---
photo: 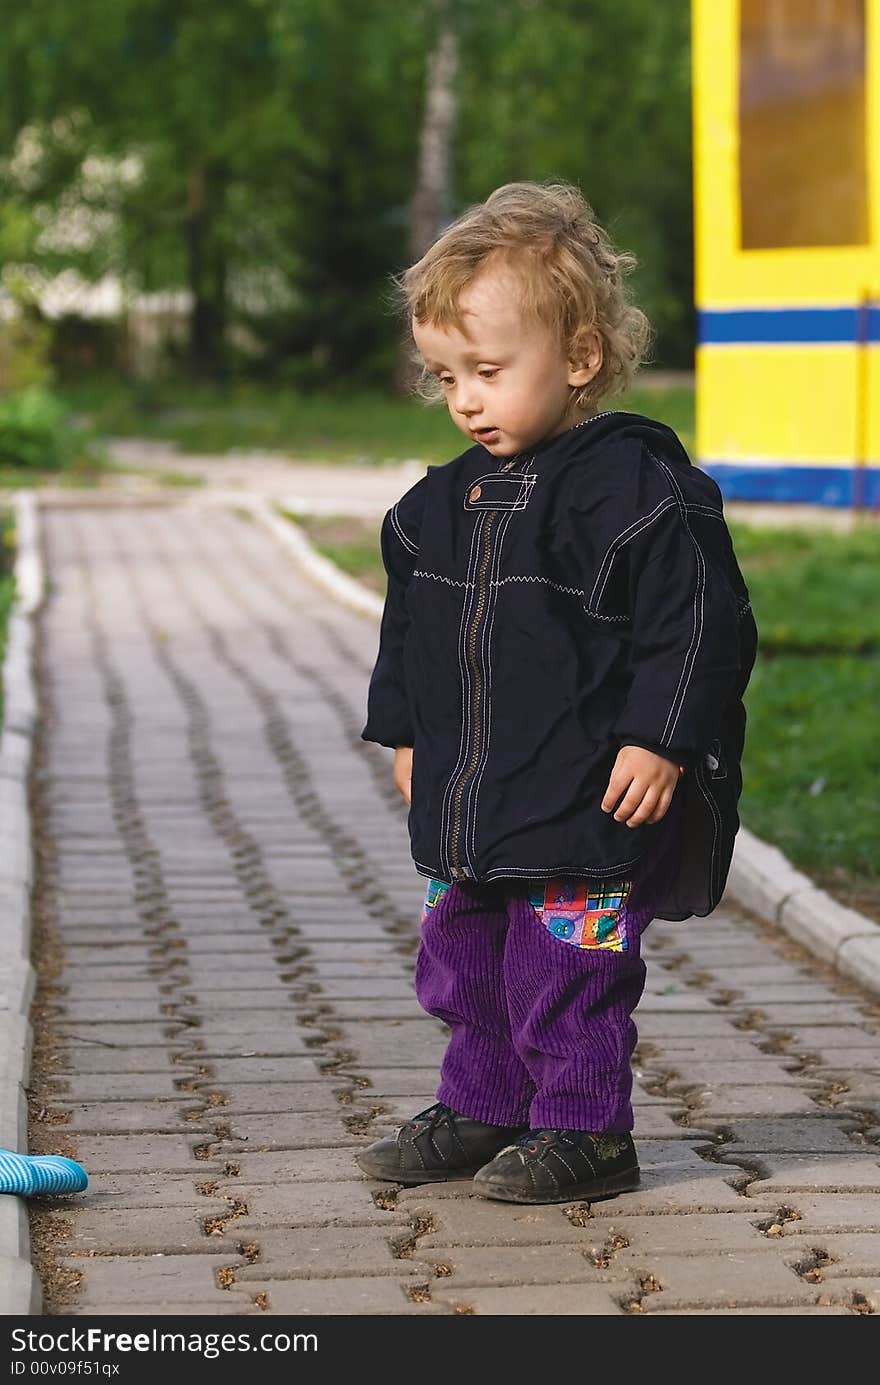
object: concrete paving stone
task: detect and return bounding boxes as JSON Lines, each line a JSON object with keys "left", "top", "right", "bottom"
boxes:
{"left": 764, "top": 1003, "right": 880, "bottom": 1026}
{"left": 770, "top": 1195, "right": 880, "bottom": 1233}
{"left": 171, "top": 936, "right": 279, "bottom": 955}
{"left": 718, "top": 1119, "right": 861, "bottom": 1154}
{"left": 182, "top": 970, "right": 290, "bottom": 990}
{"left": 299, "top": 979, "right": 420, "bottom": 1001}
{"left": 660, "top": 1061, "right": 807, "bottom": 1086}
{"left": 648, "top": 1305, "right": 852, "bottom": 1314}
{"left": 348, "top": 1069, "right": 445, "bottom": 1095}
{"left": 232, "top": 1226, "right": 417, "bottom": 1280}
{"left": 180, "top": 989, "right": 295, "bottom": 1010}
{"left": 71, "top": 1135, "right": 221, "bottom": 1173}
{"left": 737, "top": 1155, "right": 880, "bottom": 1192}
{"left": 51, "top": 1023, "right": 183, "bottom": 1046}
{"left": 196, "top": 1058, "right": 324, "bottom": 1083}
{"left": 63, "top": 1102, "right": 208, "bottom": 1133}
{"left": 408, "top": 1189, "right": 776, "bottom": 1248}
{"left": 770, "top": 1026, "right": 880, "bottom": 1050}
{"left": 634, "top": 1014, "right": 747, "bottom": 1038}
{"left": 54, "top": 1048, "right": 181, "bottom": 1075}
{"left": 332, "top": 1023, "right": 447, "bottom": 1067}
{"left": 60, "top": 983, "right": 167, "bottom": 1002}
{"left": 635, "top": 995, "right": 722, "bottom": 1014}
{"left": 67, "top": 1174, "right": 227, "bottom": 1211}
{"left": 782, "top": 1234, "right": 880, "bottom": 1277}
{"left": 299, "top": 962, "right": 413, "bottom": 980}
{"left": 303, "top": 1000, "right": 429, "bottom": 1022}
{"left": 62, "top": 931, "right": 151, "bottom": 948}
{"left": 68, "top": 1298, "right": 259, "bottom": 1316}
{"left": 59, "top": 1254, "right": 256, "bottom": 1306}
{"left": 686, "top": 1086, "right": 824, "bottom": 1117}
{"left": 62, "top": 964, "right": 173, "bottom": 984}
{"left": 62, "top": 1209, "right": 243, "bottom": 1256}
{"left": 53, "top": 1001, "right": 166, "bottom": 1023}
{"left": 212, "top": 1084, "right": 347, "bottom": 1115}
{"left": 226, "top": 1113, "right": 365, "bottom": 1149}
{"left": 584, "top": 1212, "right": 774, "bottom": 1256}
{"left": 429, "top": 1283, "right": 627, "bottom": 1314}
{"left": 61, "top": 947, "right": 166, "bottom": 966}
{"left": 53, "top": 1074, "right": 197, "bottom": 1101}
{"left": 280, "top": 943, "right": 402, "bottom": 961}
{"left": 411, "top": 1244, "right": 632, "bottom": 1289}
{"left": 637, "top": 1038, "right": 776, "bottom": 1061}
{"left": 794, "top": 1048, "right": 880, "bottom": 1071}
{"left": 228, "top": 1181, "right": 409, "bottom": 1231}
{"left": 220, "top": 1148, "right": 366, "bottom": 1184}
{"left": 636, "top": 1252, "right": 831, "bottom": 1311}
{"left": 249, "top": 1277, "right": 444, "bottom": 1314}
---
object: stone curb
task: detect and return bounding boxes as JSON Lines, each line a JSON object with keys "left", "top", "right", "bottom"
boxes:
{"left": 247, "top": 497, "right": 880, "bottom": 1003}
{"left": 0, "top": 491, "right": 44, "bottom": 1314}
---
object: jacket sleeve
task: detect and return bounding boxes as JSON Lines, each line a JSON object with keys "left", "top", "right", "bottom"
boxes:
{"left": 360, "top": 473, "right": 428, "bottom": 750}
{"left": 600, "top": 445, "right": 748, "bottom": 771}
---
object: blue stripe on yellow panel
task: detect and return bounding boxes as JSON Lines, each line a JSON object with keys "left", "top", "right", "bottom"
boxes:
{"left": 699, "top": 306, "right": 880, "bottom": 344}
{"left": 701, "top": 463, "right": 880, "bottom": 508}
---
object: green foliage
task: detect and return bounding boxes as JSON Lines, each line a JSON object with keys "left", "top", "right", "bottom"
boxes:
{"left": 0, "top": 0, "right": 696, "bottom": 384}
{"left": 729, "top": 522, "right": 880, "bottom": 652}
{"left": 0, "top": 385, "right": 106, "bottom": 472}
{"left": 58, "top": 377, "right": 695, "bottom": 462}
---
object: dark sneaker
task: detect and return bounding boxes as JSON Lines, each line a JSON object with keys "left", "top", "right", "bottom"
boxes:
{"left": 473, "top": 1129, "right": 639, "bottom": 1204}
{"left": 355, "top": 1102, "right": 529, "bottom": 1186}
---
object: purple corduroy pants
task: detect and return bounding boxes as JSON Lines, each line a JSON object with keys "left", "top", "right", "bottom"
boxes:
{"left": 413, "top": 795, "right": 684, "bottom": 1134}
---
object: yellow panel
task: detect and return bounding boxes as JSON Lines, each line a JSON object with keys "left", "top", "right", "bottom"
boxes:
{"left": 692, "top": 0, "right": 880, "bottom": 307}
{"left": 862, "top": 344, "right": 880, "bottom": 463}
{"left": 696, "top": 345, "right": 861, "bottom": 460}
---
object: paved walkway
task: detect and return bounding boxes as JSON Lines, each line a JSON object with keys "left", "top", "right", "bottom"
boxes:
{"left": 28, "top": 499, "right": 880, "bottom": 1315}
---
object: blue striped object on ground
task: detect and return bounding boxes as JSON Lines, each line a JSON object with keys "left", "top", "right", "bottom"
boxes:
{"left": 0, "top": 1149, "right": 88, "bottom": 1196}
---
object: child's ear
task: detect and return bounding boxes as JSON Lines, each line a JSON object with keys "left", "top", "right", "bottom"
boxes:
{"left": 567, "top": 331, "right": 603, "bottom": 387}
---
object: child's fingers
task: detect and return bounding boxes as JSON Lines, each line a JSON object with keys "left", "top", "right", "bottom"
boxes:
{"left": 645, "top": 788, "right": 673, "bottom": 824}
{"left": 619, "top": 783, "right": 662, "bottom": 827}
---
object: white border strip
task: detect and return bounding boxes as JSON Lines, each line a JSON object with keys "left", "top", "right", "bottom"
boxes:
{"left": 0, "top": 490, "right": 43, "bottom": 1313}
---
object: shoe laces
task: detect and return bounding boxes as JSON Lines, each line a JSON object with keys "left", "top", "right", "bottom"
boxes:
{"left": 405, "top": 1101, "right": 455, "bottom": 1138}
{"left": 515, "top": 1128, "right": 578, "bottom": 1157}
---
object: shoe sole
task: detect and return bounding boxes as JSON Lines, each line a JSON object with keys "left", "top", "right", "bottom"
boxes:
{"left": 355, "top": 1153, "right": 483, "bottom": 1186}
{"left": 473, "top": 1167, "right": 640, "bottom": 1204}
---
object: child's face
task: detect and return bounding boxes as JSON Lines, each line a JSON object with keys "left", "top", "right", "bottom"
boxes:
{"left": 412, "top": 262, "right": 601, "bottom": 457}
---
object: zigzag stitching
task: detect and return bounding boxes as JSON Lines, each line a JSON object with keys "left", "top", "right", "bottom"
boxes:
{"left": 412, "top": 569, "right": 473, "bottom": 588}
{"left": 491, "top": 574, "right": 586, "bottom": 597}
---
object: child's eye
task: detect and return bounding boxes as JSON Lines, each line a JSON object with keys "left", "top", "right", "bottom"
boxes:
{"left": 479, "top": 369, "right": 499, "bottom": 380}
{"left": 437, "top": 375, "right": 454, "bottom": 388}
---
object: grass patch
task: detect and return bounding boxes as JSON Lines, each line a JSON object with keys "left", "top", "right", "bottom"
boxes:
{"left": 293, "top": 510, "right": 880, "bottom": 920}
{"left": 58, "top": 378, "right": 694, "bottom": 464}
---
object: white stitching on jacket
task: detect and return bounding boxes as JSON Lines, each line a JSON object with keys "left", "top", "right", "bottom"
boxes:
{"left": 466, "top": 508, "right": 515, "bottom": 867}
{"left": 389, "top": 501, "right": 419, "bottom": 554}
{"left": 438, "top": 508, "right": 484, "bottom": 877}
{"left": 590, "top": 498, "right": 677, "bottom": 609}
{"left": 644, "top": 448, "right": 707, "bottom": 748}
{"left": 413, "top": 570, "right": 473, "bottom": 588}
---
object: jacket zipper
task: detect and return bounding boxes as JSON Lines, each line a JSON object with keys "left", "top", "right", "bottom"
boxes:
{"left": 448, "top": 511, "right": 497, "bottom": 879}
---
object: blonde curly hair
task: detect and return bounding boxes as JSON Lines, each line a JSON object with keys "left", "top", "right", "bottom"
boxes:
{"left": 393, "top": 180, "right": 652, "bottom": 415}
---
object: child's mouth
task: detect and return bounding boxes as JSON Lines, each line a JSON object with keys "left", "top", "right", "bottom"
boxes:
{"left": 475, "top": 427, "right": 500, "bottom": 442}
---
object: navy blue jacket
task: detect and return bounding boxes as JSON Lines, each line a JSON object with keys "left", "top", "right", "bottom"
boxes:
{"left": 361, "top": 411, "right": 758, "bottom": 920}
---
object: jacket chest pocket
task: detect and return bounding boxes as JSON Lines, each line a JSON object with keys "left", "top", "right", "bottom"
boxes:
{"left": 463, "top": 473, "right": 536, "bottom": 510}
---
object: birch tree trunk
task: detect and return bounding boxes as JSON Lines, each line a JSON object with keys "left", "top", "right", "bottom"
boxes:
{"left": 393, "top": 0, "right": 459, "bottom": 393}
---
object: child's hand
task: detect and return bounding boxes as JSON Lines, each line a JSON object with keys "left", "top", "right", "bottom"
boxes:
{"left": 601, "top": 745, "right": 683, "bottom": 827}
{"left": 393, "top": 745, "right": 413, "bottom": 806}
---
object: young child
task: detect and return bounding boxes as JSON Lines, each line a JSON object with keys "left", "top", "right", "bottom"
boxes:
{"left": 357, "top": 181, "right": 757, "bottom": 1204}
